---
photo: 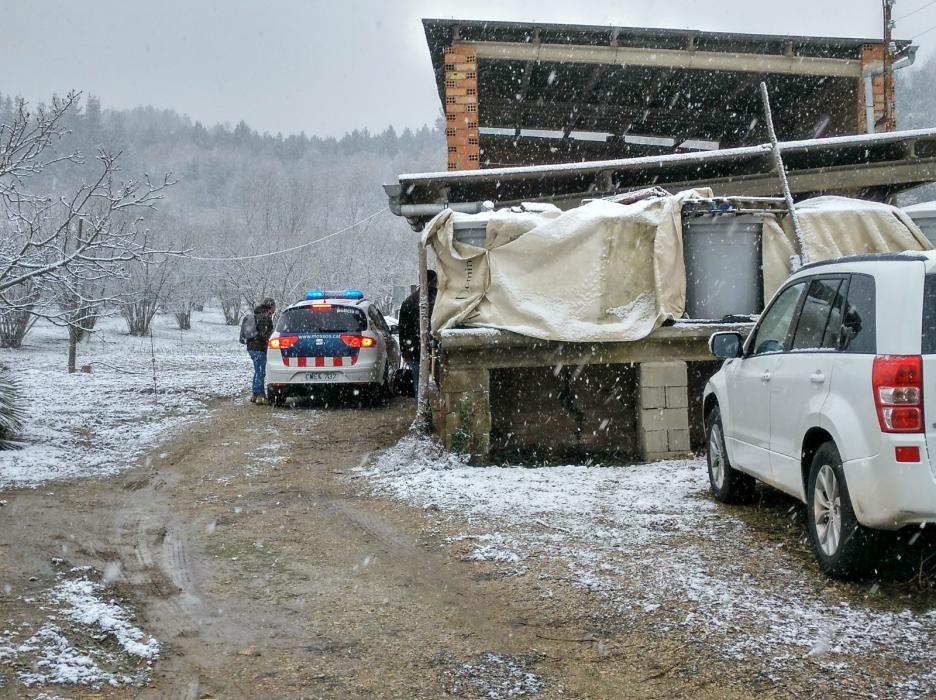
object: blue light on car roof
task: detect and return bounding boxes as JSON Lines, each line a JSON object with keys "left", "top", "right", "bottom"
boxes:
{"left": 305, "top": 289, "right": 364, "bottom": 301}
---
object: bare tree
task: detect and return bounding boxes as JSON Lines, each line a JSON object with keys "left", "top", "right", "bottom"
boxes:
{"left": 0, "top": 280, "right": 38, "bottom": 348}
{"left": 0, "top": 92, "right": 176, "bottom": 368}
{"left": 119, "top": 235, "right": 173, "bottom": 337}
{"left": 216, "top": 277, "right": 243, "bottom": 325}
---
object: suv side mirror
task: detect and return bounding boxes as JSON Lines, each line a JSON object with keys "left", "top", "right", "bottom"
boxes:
{"left": 710, "top": 332, "right": 743, "bottom": 359}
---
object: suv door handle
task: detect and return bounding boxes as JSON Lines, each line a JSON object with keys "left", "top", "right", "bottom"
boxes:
{"left": 761, "top": 372, "right": 771, "bottom": 382}
{"left": 810, "top": 371, "right": 825, "bottom": 385}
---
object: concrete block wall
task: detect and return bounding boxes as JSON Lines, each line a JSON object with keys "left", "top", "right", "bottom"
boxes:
{"left": 444, "top": 46, "right": 480, "bottom": 171}
{"left": 638, "top": 361, "right": 691, "bottom": 460}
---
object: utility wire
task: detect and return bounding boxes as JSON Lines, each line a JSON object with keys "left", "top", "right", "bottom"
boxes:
{"left": 178, "top": 207, "right": 389, "bottom": 262}
{"left": 897, "top": 0, "right": 936, "bottom": 21}
{"left": 912, "top": 21, "right": 936, "bottom": 38}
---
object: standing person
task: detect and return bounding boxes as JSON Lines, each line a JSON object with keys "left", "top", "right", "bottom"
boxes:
{"left": 398, "top": 270, "right": 437, "bottom": 393}
{"left": 245, "top": 297, "right": 276, "bottom": 405}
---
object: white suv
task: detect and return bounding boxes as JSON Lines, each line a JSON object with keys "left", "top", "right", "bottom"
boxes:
{"left": 704, "top": 251, "right": 936, "bottom": 578}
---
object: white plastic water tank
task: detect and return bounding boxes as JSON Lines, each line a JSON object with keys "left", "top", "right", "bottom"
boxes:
{"left": 902, "top": 201, "right": 936, "bottom": 247}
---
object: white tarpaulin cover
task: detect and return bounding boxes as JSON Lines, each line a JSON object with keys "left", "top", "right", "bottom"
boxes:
{"left": 423, "top": 192, "right": 931, "bottom": 343}
{"left": 761, "top": 196, "right": 932, "bottom": 299}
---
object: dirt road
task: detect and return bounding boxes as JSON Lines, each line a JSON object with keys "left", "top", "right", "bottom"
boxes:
{"left": 1, "top": 396, "right": 909, "bottom": 699}
{"left": 0, "top": 397, "right": 684, "bottom": 698}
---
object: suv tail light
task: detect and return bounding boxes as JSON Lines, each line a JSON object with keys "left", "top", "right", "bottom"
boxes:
{"left": 872, "top": 355, "right": 923, "bottom": 433}
{"left": 340, "top": 335, "right": 375, "bottom": 349}
{"left": 268, "top": 335, "right": 299, "bottom": 350}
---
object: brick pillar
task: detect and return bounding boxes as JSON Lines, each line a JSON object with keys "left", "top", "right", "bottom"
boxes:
{"left": 444, "top": 46, "right": 480, "bottom": 171}
{"left": 638, "top": 361, "right": 691, "bottom": 461}
{"left": 860, "top": 43, "right": 896, "bottom": 133}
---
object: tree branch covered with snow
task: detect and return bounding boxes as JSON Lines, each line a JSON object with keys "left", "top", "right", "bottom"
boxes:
{"left": 0, "top": 92, "right": 177, "bottom": 342}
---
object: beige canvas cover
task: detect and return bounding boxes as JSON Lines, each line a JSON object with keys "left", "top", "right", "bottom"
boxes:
{"left": 422, "top": 189, "right": 710, "bottom": 342}
{"left": 762, "top": 196, "right": 932, "bottom": 299}
{"left": 424, "top": 193, "right": 932, "bottom": 343}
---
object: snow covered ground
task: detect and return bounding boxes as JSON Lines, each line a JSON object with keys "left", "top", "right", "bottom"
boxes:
{"left": 362, "top": 436, "right": 936, "bottom": 697}
{"left": 0, "top": 310, "right": 247, "bottom": 489}
{"left": 0, "top": 566, "right": 158, "bottom": 689}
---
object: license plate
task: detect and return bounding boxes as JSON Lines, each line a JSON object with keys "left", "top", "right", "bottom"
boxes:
{"left": 305, "top": 372, "right": 337, "bottom": 381}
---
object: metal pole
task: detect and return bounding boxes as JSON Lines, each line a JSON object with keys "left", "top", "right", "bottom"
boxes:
{"left": 414, "top": 240, "right": 432, "bottom": 434}
{"left": 759, "top": 81, "right": 808, "bottom": 265}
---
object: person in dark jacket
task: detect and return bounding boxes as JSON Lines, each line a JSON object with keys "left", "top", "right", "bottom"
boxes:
{"left": 247, "top": 297, "right": 276, "bottom": 404}
{"left": 398, "top": 271, "right": 437, "bottom": 392}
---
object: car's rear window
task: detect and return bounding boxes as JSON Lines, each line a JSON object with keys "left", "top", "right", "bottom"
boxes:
{"left": 922, "top": 274, "right": 936, "bottom": 354}
{"left": 277, "top": 305, "right": 366, "bottom": 334}
{"left": 840, "top": 274, "right": 876, "bottom": 354}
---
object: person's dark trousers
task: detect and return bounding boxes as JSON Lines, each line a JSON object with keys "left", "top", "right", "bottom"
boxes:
{"left": 411, "top": 360, "right": 420, "bottom": 398}
{"left": 249, "top": 350, "right": 266, "bottom": 397}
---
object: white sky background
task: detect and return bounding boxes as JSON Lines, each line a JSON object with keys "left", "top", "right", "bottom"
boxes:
{"left": 0, "top": 0, "right": 930, "bottom": 138}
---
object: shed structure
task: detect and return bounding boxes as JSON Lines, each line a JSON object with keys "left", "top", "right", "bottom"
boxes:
{"left": 425, "top": 18, "right": 913, "bottom": 171}
{"left": 389, "top": 19, "right": 936, "bottom": 465}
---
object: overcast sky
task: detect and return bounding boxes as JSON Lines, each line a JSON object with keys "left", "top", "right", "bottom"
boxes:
{"left": 1, "top": 0, "right": 930, "bottom": 138}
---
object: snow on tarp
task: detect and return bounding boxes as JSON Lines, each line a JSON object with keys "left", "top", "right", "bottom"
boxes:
{"left": 425, "top": 192, "right": 932, "bottom": 343}
{"left": 423, "top": 189, "right": 707, "bottom": 343}
{"left": 762, "top": 196, "right": 932, "bottom": 299}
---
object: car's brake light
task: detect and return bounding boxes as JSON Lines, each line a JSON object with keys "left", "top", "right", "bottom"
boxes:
{"left": 311, "top": 304, "right": 332, "bottom": 310}
{"left": 896, "top": 446, "right": 921, "bottom": 463}
{"left": 872, "top": 355, "right": 923, "bottom": 433}
{"left": 340, "top": 335, "right": 376, "bottom": 348}
{"left": 268, "top": 335, "right": 299, "bottom": 350}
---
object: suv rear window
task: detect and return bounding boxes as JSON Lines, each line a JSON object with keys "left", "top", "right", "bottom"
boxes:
{"left": 923, "top": 274, "right": 936, "bottom": 355}
{"left": 840, "top": 274, "right": 876, "bottom": 354}
{"left": 791, "top": 278, "right": 845, "bottom": 351}
{"left": 277, "top": 305, "right": 366, "bottom": 334}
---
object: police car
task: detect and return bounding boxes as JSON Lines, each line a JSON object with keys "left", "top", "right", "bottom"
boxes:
{"left": 265, "top": 289, "right": 400, "bottom": 405}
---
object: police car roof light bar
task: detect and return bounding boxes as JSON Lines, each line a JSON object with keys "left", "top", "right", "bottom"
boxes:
{"left": 305, "top": 289, "right": 365, "bottom": 300}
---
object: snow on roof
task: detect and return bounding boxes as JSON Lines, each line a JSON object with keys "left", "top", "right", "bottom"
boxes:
{"left": 399, "top": 128, "right": 936, "bottom": 183}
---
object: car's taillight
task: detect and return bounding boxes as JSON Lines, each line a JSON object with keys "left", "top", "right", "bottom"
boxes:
{"left": 340, "top": 335, "right": 376, "bottom": 348}
{"left": 268, "top": 335, "right": 299, "bottom": 349}
{"left": 872, "top": 355, "right": 923, "bottom": 433}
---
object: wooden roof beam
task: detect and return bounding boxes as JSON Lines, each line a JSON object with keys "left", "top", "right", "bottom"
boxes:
{"left": 461, "top": 41, "right": 863, "bottom": 78}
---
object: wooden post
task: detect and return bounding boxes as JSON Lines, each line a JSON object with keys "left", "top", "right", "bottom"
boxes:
{"left": 414, "top": 240, "right": 432, "bottom": 434}
{"left": 760, "top": 81, "right": 808, "bottom": 264}
{"left": 66, "top": 219, "right": 82, "bottom": 374}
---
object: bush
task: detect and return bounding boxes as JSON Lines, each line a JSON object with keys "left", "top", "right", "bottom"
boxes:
{"left": 0, "top": 366, "right": 24, "bottom": 449}
{"left": 0, "top": 282, "right": 39, "bottom": 348}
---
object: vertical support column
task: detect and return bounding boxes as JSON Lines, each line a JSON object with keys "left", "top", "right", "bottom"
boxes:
{"left": 860, "top": 43, "right": 895, "bottom": 133}
{"left": 444, "top": 45, "right": 480, "bottom": 171}
{"left": 439, "top": 366, "right": 491, "bottom": 464}
{"left": 638, "top": 361, "right": 691, "bottom": 461}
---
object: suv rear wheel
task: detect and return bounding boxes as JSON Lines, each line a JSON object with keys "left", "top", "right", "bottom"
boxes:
{"left": 807, "top": 442, "right": 878, "bottom": 579}
{"left": 705, "top": 406, "right": 756, "bottom": 504}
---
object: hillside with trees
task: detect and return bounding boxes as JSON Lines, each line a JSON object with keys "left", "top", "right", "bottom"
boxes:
{"left": 0, "top": 90, "right": 444, "bottom": 351}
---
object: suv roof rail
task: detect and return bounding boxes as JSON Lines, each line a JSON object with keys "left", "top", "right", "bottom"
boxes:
{"left": 796, "top": 252, "right": 929, "bottom": 273}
